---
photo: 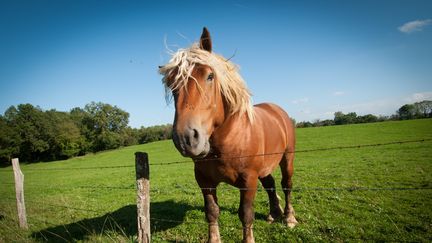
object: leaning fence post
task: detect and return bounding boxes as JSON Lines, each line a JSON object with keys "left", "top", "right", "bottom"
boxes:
{"left": 12, "top": 158, "right": 28, "bottom": 229}
{"left": 135, "top": 152, "right": 150, "bottom": 243}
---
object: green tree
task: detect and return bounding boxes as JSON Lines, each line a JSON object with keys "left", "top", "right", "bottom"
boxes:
{"left": 3, "top": 104, "right": 50, "bottom": 161}
{"left": 70, "top": 107, "right": 92, "bottom": 153}
{"left": 0, "top": 102, "right": 141, "bottom": 163}
{"left": 121, "top": 127, "right": 139, "bottom": 146}
{"left": 82, "top": 102, "right": 130, "bottom": 151}
{"left": 397, "top": 104, "right": 416, "bottom": 120}
{"left": 0, "top": 116, "right": 20, "bottom": 164}
{"left": 334, "top": 111, "right": 344, "bottom": 125}
{"left": 334, "top": 111, "right": 357, "bottom": 125}
{"left": 296, "top": 121, "right": 313, "bottom": 128}
{"left": 137, "top": 124, "right": 173, "bottom": 144}
{"left": 345, "top": 112, "right": 358, "bottom": 124}
{"left": 45, "top": 110, "right": 86, "bottom": 159}
{"left": 357, "top": 114, "right": 378, "bottom": 123}
{"left": 414, "top": 100, "right": 432, "bottom": 118}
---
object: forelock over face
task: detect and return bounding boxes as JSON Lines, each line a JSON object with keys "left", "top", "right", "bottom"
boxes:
{"left": 159, "top": 43, "right": 255, "bottom": 122}
{"left": 159, "top": 44, "right": 211, "bottom": 98}
{"left": 162, "top": 67, "right": 178, "bottom": 90}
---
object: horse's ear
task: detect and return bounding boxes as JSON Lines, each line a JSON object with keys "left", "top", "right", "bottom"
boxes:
{"left": 200, "top": 27, "right": 212, "bottom": 52}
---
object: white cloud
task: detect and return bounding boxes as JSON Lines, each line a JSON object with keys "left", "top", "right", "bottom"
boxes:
{"left": 398, "top": 19, "right": 432, "bottom": 33}
{"left": 333, "top": 91, "right": 345, "bottom": 96}
{"left": 404, "top": 92, "right": 432, "bottom": 103}
{"left": 291, "top": 97, "right": 309, "bottom": 104}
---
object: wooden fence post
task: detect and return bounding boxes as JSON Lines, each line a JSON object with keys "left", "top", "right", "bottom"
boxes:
{"left": 135, "top": 152, "right": 150, "bottom": 243}
{"left": 12, "top": 158, "right": 28, "bottom": 229}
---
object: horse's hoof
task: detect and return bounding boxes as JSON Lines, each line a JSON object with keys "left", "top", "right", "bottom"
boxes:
{"left": 267, "top": 208, "right": 283, "bottom": 224}
{"left": 287, "top": 221, "right": 297, "bottom": 229}
{"left": 242, "top": 238, "right": 255, "bottom": 243}
{"left": 208, "top": 225, "right": 221, "bottom": 243}
{"left": 208, "top": 238, "right": 221, "bottom": 243}
{"left": 284, "top": 215, "right": 298, "bottom": 228}
{"left": 266, "top": 214, "right": 275, "bottom": 224}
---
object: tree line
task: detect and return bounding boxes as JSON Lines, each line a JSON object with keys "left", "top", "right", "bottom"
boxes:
{"left": 296, "top": 100, "right": 432, "bottom": 128}
{"left": 0, "top": 102, "right": 172, "bottom": 164}
{"left": 1, "top": 100, "right": 430, "bottom": 164}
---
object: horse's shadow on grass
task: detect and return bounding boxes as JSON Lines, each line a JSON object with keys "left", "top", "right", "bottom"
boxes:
{"left": 32, "top": 199, "right": 269, "bottom": 242}
{"left": 32, "top": 200, "right": 201, "bottom": 242}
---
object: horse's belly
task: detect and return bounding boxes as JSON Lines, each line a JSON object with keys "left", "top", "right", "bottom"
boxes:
{"left": 195, "top": 153, "right": 283, "bottom": 186}
{"left": 257, "top": 154, "right": 283, "bottom": 178}
{"left": 195, "top": 160, "right": 252, "bottom": 186}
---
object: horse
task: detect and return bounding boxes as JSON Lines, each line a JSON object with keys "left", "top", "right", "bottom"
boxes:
{"left": 159, "top": 27, "right": 297, "bottom": 243}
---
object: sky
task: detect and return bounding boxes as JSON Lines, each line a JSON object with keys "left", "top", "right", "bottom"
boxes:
{"left": 0, "top": 0, "right": 431, "bottom": 127}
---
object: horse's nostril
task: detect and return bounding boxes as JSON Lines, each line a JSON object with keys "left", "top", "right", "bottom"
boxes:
{"left": 193, "top": 129, "right": 199, "bottom": 139}
{"left": 185, "top": 134, "right": 191, "bottom": 146}
{"left": 182, "top": 128, "right": 201, "bottom": 150}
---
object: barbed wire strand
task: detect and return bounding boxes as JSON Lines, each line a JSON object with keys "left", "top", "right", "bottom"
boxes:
{"left": 149, "top": 185, "right": 432, "bottom": 193}
{"left": 1, "top": 182, "right": 15, "bottom": 185}
{"left": 26, "top": 164, "right": 135, "bottom": 172}
{"left": 2, "top": 185, "right": 132, "bottom": 192}
{"left": 1, "top": 185, "right": 431, "bottom": 205}
{"left": 182, "top": 186, "right": 432, "bottom": 192}
{"left": 189, "top": 138, "right": 432, "bottom": 165}
{"left": 144, "top": 138, "right": 432, "bottom": 166}
{"left": 0, "top": 138, "right": 429, "bottom": 172}
{"left": 0, "top": 197, "right": 16, "bottom": 201}
{"left": 0, "top": 197, "right": 105, "bottom": 214}
{"left": 40, "top": 202, "right": 103, "bottom": 213}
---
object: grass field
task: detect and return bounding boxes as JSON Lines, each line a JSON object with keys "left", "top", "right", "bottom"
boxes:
{"left": 1, "top": 119, "right": 431, "bottom": 242}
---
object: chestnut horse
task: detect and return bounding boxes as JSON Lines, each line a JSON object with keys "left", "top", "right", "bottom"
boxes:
{"left": 159, "top": 28, "right": 297, "bottom": 243}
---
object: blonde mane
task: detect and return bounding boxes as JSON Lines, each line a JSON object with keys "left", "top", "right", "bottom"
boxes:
{"left": 159, "top": 43, "right": 254, "bottom": 122}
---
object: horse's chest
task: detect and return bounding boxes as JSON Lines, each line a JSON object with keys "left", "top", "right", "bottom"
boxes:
{"left": 195, "top": 160, "right": 244, "bottom": 185}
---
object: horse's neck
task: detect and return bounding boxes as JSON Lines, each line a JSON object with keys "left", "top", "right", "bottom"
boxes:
{"left": 210, "top": 110, "right": 255, "bottom": 154}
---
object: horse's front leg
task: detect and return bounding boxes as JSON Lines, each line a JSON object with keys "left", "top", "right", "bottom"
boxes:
{"left": 203, "top": 188, "right": 221, "bottom": 243}
{"left": 195, "top": 170, "right": 221, "bottom": 243}
{"left": 238, "top": 174, "right": 258, "bottom": 243}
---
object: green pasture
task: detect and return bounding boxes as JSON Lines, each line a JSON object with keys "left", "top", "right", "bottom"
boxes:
{"left": 1, "top": 119, "right": 431, "bottom": 242}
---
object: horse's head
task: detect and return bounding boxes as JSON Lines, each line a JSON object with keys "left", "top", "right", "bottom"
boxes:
{"left": 159, "top": 28, "right": 253, "bottom": 158}
{"left": 160, "top": 28, "right": 222, "bottom": 158}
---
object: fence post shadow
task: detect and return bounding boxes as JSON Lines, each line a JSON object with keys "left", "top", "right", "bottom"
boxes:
{"left": 31, "top": 200, "right": 202, "bottom": 242}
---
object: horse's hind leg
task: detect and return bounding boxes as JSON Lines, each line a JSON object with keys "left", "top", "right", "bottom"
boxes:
{"left": 280, "top": 151, "right": 298, "bottom": 228}
{"left": 259, "top": 175, "right": 283, "bottom": 223}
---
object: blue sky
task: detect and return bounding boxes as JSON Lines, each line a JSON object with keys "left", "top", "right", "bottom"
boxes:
{"left": 0, "top": 0, "right": 431, "bottom": 127}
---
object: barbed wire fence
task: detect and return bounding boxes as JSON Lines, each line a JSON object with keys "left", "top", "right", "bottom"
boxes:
{"left": 1, "top": 138, "right": 431, "bottom": 241}
{"left": 1, "top": 138, "right": 430, "bottom": 172}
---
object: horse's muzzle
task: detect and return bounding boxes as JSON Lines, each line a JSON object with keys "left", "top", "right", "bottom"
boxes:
{"left": 173, "top": 127, "right": 210, "bottom": 158}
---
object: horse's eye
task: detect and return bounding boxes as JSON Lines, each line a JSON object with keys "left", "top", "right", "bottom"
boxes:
{"left": 207, "top": 73, "right": 214, "bottom": 82}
